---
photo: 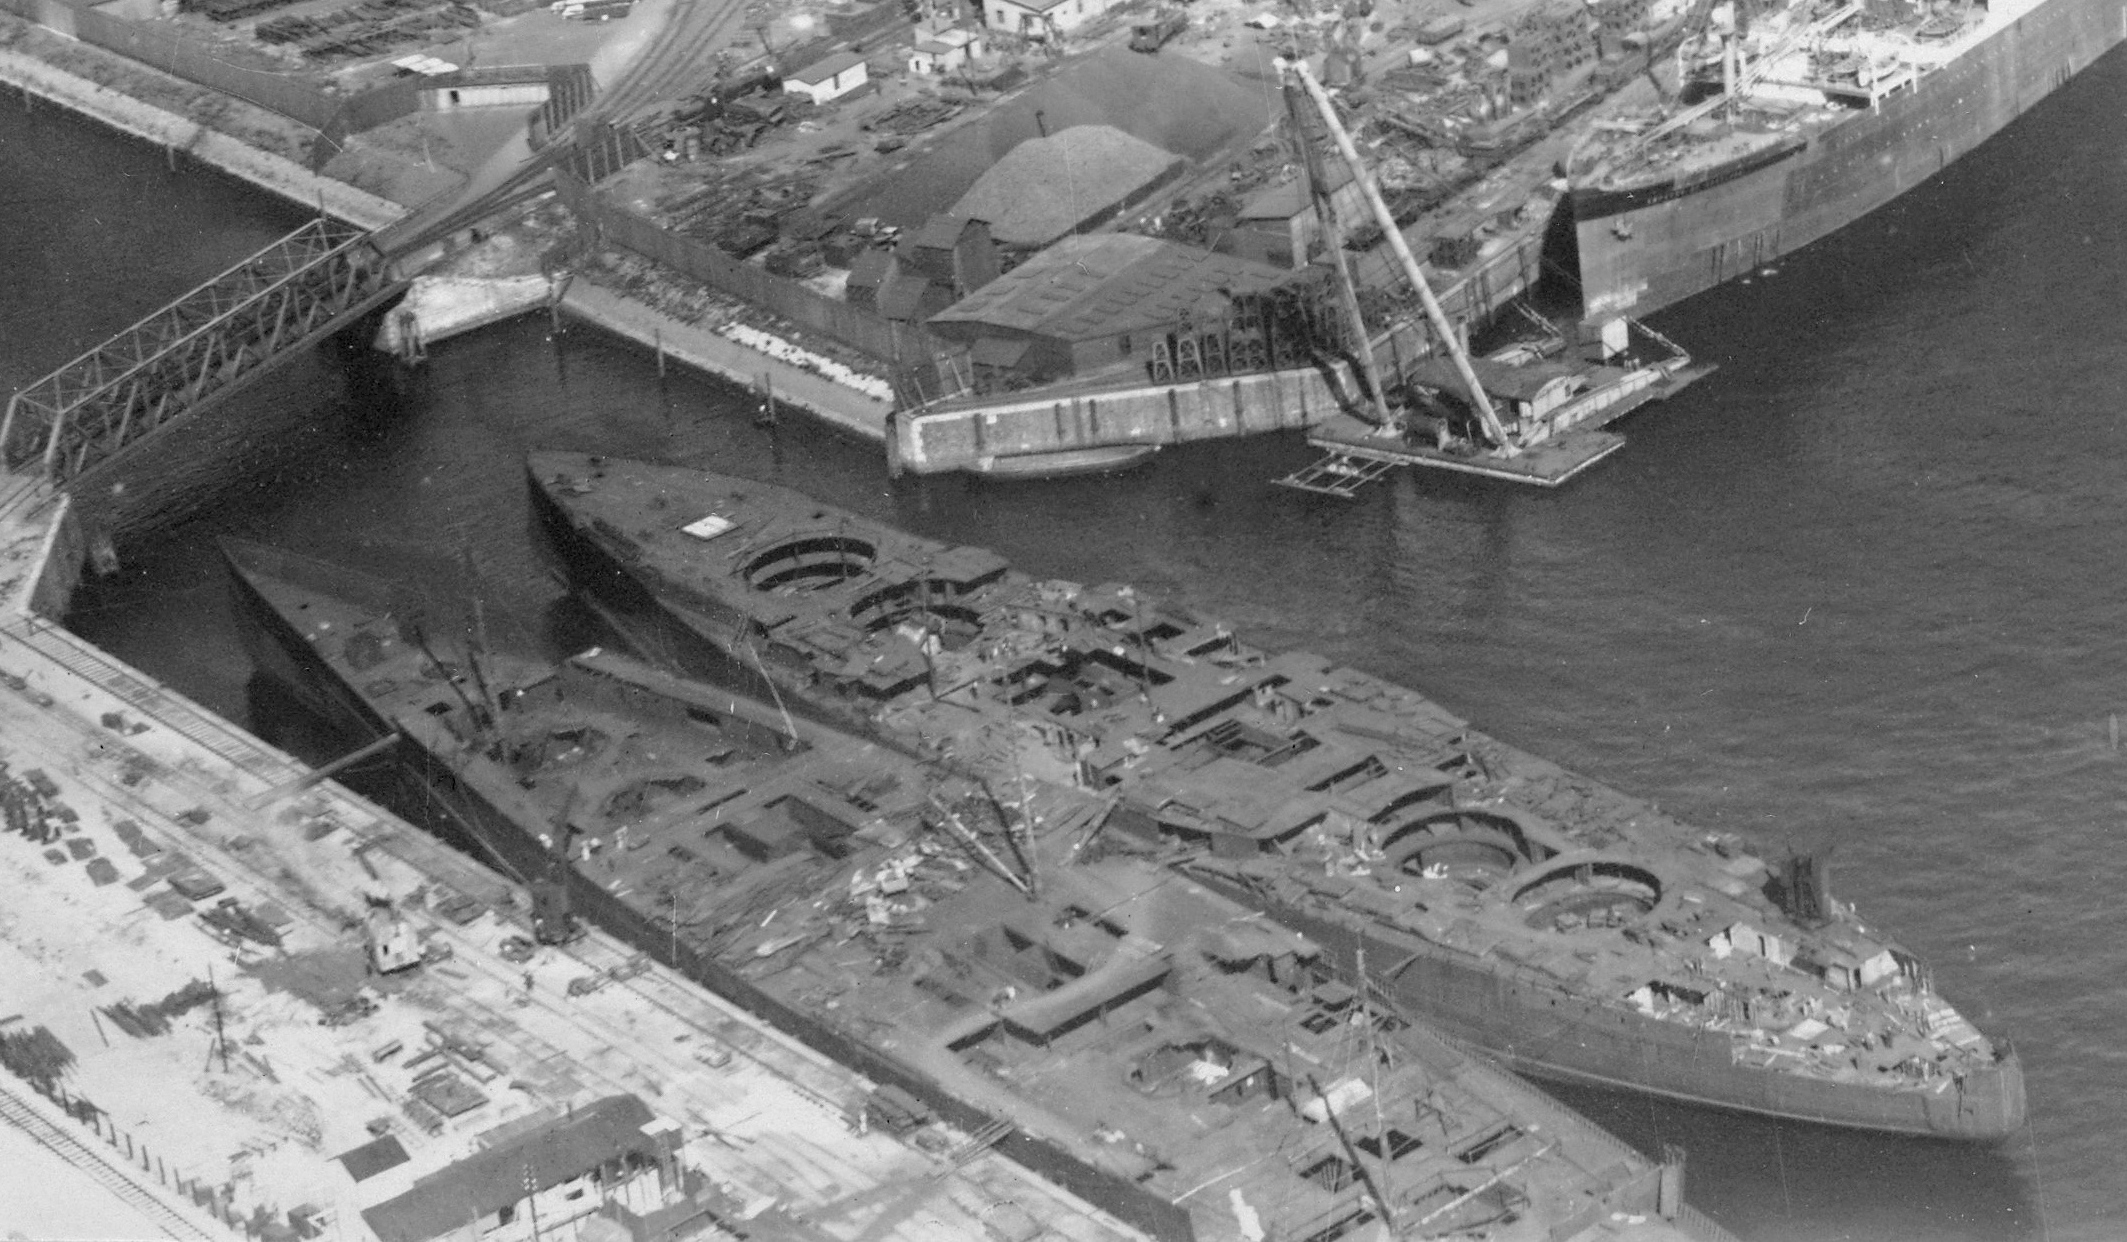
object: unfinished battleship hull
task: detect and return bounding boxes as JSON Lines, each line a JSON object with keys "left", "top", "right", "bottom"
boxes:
{"left": 220, "top": 545, "right": 1205, "bottom": 1242}
{"left": 1177, "top": 865, "right": 2024, "bottom": 1137}
{"left": 523, "top": 452, "right": 2027, "bottom": 1143}
{"left": 222, "top": 538, "right": 1738, "bottom": 1242}
{"left": 1571, "top": 0, "right": 2126, "bottom": 320}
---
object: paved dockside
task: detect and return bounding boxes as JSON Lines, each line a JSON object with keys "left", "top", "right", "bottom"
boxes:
{"left": 0, "top": 477, "right": 1144, "bottom": 1242}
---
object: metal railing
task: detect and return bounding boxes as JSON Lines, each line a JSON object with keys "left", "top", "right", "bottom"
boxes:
{"left": 0, "top": 219, "right": 398, "bottom": 484}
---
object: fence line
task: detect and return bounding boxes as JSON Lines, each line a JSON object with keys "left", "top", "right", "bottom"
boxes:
{"left": 0, "top": 0, "right": 593, "bottom": 170}
{"left": 553, "top": 165, "right": 937, "bottom": 375}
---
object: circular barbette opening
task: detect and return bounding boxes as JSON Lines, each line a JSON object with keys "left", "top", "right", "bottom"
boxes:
{"left": 1512, "top": 860, "right": 1663, "bottom": 932}
{"left": 1384, "top": 809, "right": 1545, "bottom": 884}
{"left": 745, "top": 536, "right": 877, "bottom": 593}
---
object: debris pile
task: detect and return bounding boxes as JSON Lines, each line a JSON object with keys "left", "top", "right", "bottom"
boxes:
{"left": 183, "top": 0, "right": 297, "bottom": 21}
{"left": 255, "top": 0, "right": 480, "bottom": 62}
{"left": 0, "top": 1024, "right": 76, "bottom": 1092}
{"left": 101, "top": 979, "right": 221, "bottom": 1039}
{"left": 860, "top": 96, "right": 964, "bottom": 138}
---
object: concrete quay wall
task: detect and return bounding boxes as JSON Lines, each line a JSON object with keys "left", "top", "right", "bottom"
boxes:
{"left": 893, "top": 361, "right": 1353, "bottom": 474}
{"left": 558, "top": 282, "right": 895, "bottom": 442}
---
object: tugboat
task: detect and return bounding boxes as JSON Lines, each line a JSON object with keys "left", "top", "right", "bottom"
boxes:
{"left": 525, "top": 452, "right": 2026, "bottom": 1141}
{"left": 222, "top": 539, "right": 1732, "bottom": 1242}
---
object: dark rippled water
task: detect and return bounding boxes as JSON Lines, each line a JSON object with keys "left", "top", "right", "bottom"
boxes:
{"left": 11, "top": 45, "right": 2127, "bottom": 1240}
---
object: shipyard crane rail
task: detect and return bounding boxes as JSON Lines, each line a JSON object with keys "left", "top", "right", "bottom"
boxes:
{"left": 0, "top": 216, "right": 403, "bottom": 486}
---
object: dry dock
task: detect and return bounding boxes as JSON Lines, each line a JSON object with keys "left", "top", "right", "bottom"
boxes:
{"left": 0, "top": 472, "right": 1146, "bottom": 1242}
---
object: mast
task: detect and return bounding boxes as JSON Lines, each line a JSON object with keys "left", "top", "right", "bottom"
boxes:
{"left": 207, "top": 965, "right": 229, "bottom": 1075}
{"left": 1001, "top": 702, "right": 1041, "bottom": 900}
{"left": 406, "top": 615, "right": 487, "bottom": 729}
{"left": 927, "top": 793, "right": 1033, "bottom": 897}
{"left": 458, "top": 541, "right": 500, "bottom": 724}
{"left": 739, "top": 632, "right": 802, "bottom": 749}
{"left": 1282, "top": 79, "right": 1391, "bottom": 428}
{"left": 1356, "top": 947, "right": 1395, "bottom": 1231}
{"left": 1286, "top": 61, "right": 1516, "bottom": 455}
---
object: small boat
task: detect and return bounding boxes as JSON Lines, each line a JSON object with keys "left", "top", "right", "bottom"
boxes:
{"left": 971, "top": 444, "right": 1160, "bottom": 479}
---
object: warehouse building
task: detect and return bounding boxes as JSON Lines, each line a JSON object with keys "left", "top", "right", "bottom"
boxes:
{"left": 926, "top": 233, "right": 1308, "bottom": 385}
{"left": 951, "top": 125, "right": 1184, "bottom": 248}
{"left": 360, "top": 1096, "right": 685, "bottom": 1242}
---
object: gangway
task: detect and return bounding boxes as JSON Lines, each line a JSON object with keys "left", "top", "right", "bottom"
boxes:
{"left": 0, "top": 217, "right": 405, "bottom": 486}
{"left": 1275, "top": 450, "right": 1399, "bottom": 497}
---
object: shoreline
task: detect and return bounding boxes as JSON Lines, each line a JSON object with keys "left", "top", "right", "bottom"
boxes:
{"left": 372, "top": 271, "right": 897, "bottom": 442}
{"left": 558, "top": 281, "right": 893, "bottom": 442}
{"left": 0, "top": 43, "right": 406, "bottom": 231}
{"left": 0, "top": 30, "right": 900, "bottom": 453}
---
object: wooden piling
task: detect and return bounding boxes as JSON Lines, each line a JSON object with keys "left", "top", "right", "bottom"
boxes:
{"left": 654, "top": 329, "right": 666, "bottom": 378}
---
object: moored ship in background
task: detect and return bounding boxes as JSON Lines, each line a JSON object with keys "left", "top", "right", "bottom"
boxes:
{"left": 1562, "top": 0, "right": 2127, "bottom": 320}
{"left": 222, "top": 538, "right": 1735, "bottom": 1242}
{"left": 526, "top": 451, "right": 2026, "bottom": 1142}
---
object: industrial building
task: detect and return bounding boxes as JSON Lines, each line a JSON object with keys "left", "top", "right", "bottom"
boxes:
{"left": 847, "top": 213, "right": 1000, "bottom": 324}
{"left": 907, "top": 22, "right": 983, "bottom": 76}
{"left": 981, "top": 0, "right": 1117, "bottom": 38}
{"left": 782, "top": 50, "right": 869, "bottom": 106}
{"left": 925, "top": 232, "right": 1305, "bottom": 385}
{"left": 1220, "top": 161, "right": 1370, "bottom": 270}
{"left": 360, "top": 1096, "right": 686, "bottom": 1242}
{"left": 950, "top": 125, "right": 1184, "bottom": 247}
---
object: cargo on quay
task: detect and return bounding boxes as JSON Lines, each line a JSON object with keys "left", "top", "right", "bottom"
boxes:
{"left": 222, "top": 538, "right": 1732, "bottom": 1242}
{"left": 525, "top": 451, "right": 2025, "bottom": 1142}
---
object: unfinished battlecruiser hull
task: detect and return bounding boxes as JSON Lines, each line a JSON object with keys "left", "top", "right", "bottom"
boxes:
{"left": 523, "top": 452, "right": 2026, "bottom": 1142}
{"left": 224, "top": 537, "right": 1734, "bottom": 1242}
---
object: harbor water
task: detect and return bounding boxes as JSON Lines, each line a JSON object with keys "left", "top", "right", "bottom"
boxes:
{"left": 9, "top": 45, "right": 2127, "bottom": 1241}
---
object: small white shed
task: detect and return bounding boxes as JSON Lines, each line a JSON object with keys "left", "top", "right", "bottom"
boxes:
{"left": 910, "top": 25, "right": 984, "bottom": 75}
{"left": 783, "top": 49, "right": 869, "bottom": 105}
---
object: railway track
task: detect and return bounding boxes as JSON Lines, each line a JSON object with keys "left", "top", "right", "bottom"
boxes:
{"left": 588, "top": 0, "right": 753, "bottom": 123}
{"left": 0, "top": 1080, "right": 227, "bottom": 1242}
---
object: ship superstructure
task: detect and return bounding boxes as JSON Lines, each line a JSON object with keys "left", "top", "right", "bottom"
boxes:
{"left": 525, "top": 451, "right": 2025, "bottom": 1140}
{"left": 1563, "top": 0, "right": 2125, "bottom": 318}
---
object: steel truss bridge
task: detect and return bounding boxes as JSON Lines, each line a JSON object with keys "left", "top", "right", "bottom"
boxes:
{"left": 0, "top": 217, "right": 406, "bottom": 486}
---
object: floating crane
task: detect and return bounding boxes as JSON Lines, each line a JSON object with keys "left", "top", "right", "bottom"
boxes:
{"left": 1276, "top": 60, "right": 1711, "bottom": 492}
{"left": 1286, "top": 59, "right": 1516, "bottom": 455}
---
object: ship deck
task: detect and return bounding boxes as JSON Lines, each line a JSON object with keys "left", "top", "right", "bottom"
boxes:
{"left": 221, "top": 535, "right": 1731, "bottom": 1242}
{"left": 0, "top": 492, "right": 1153, "bottom": 1242}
